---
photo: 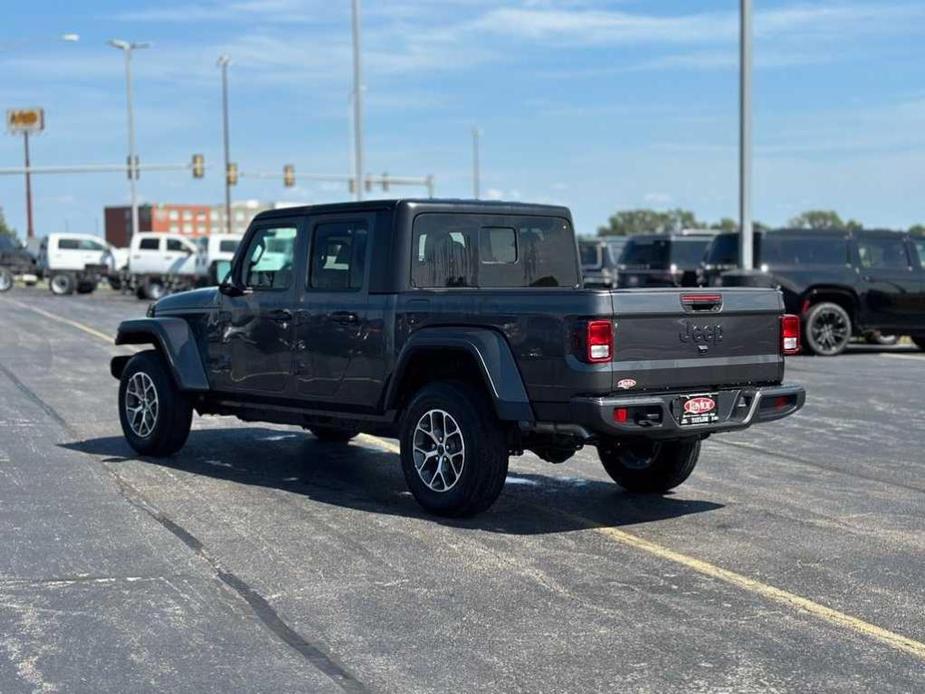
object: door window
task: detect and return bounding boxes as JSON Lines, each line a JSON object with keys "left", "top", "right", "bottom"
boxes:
{"left": 242, "top": 226, "right": 298, "bottom": 290}
{"left": 910, "top": 238, "right": 925, "bottom": 269}
{"left": 139, "top": 238, "right": 160, "bottom": 251}
{"left": 166, "top": 239, "right": 192, "bottom": 254}
{"left": 309, "top": 221, "right": 368, "bottom": 291}
{"left": 858, "top": 236, "right": 909, "bottom": 270}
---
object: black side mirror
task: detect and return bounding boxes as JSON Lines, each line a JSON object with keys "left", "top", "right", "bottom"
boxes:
{"left": 219, "top": 278, "right": 245, "bottom": 296}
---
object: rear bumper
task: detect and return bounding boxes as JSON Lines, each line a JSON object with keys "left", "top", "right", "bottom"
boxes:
{"left": 566, "top": 383, "right": 805, "bottom": 440}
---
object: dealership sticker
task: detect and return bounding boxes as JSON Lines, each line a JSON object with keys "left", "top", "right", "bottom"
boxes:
{"left": 616, "top": 378, "right": 637, "bottom": 390}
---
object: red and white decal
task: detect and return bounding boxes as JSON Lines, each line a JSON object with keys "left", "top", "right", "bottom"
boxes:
{"left": 683, "top": 397, "right": 716, "bottom": 415}
{"left": 616, "top": 378, "right": 637, "bottom": 390}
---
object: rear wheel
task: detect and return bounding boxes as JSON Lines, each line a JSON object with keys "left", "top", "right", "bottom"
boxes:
{"left": 598, "top": 438, "right": 700, "bottom": 493}
{"left": 804, "top": 302, "right": 851, "bottom": 356}
{"left": 118, "top": 350, "right": 193, "bottom": 456}
{"left": 0, "top": 267, "right": 12, "bottom": 292}
{"left": 400, "top": 382, "right": 509, "bottom": 517}
{"left": 49, "top": 273, "right": 75, "bottom": 296}
{"left": 76, "top": 280, "right": 97, "bottom": 294}
{"left": 143, "top": 278, "right": 166, "bottom": 301}
{"left": 310, "top": 426, "right": 357, "bottom": 443}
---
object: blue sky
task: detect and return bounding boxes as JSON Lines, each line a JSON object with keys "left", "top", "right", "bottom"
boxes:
{"left": 1, "top": 0, "right": 924, "bottom": 239}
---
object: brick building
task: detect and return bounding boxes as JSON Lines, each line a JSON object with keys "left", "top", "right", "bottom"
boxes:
{"left": 104, "top": 203, "right": 215, "bottom": 247}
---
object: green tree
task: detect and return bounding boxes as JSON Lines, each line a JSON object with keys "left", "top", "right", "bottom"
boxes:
{"left": 598, "top": 208, "right": 701, "bottom": 236}
{"left": 788, "top": 210, "right": 859, "bottom": 230}
{"left": 710, "top": 217, "right": 739, "bottom": 233}
{"left": 908, "top": 224, "right": 925, "bottom": 237}
{"left": 0, "top": 208, "right": 16, "bottom": 238}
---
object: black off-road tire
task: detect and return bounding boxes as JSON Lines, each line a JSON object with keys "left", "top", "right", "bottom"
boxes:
{"left": 598, "top": 439, "right": 701, "bottom": 493}
{"left": 118, "top": 350, "right": 193, "bottom": 457}
{"left": 49, "top": 272, "right": 75, "bottom": 296}
{"left": 310, "top": 426, "right": 357, "bottom": 443}
{"left": 76, "top": 280, "right": 97, "bottom": 294}
{"left": 804, "top": 302, "right": 851, "bottom": 356}
{"left": 399, "top": 381, "right": 509, "bottom": 517}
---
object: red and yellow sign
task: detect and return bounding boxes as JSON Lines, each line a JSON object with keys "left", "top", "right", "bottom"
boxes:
{"left": 6, "top": 108, "right": 45, "bottom": 134}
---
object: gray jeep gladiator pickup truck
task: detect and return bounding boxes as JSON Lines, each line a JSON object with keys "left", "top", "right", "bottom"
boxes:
{"left": 111, "top": 200, "right": 805, "bottom": 516}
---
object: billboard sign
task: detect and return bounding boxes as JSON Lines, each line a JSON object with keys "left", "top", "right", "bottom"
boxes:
{"left": 6, "top": 108, "right": 45, "bottom": 134}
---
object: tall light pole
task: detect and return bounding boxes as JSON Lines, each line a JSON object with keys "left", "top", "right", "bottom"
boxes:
{"left": 472, "top": 127, "right": 481, "bottom": 199}
{"left": 108, "top": 39, "right": 149, "bottom": 244}
{"left": 739, "top": 0, "right": 753, "bottom": 270}
{"left": 350, "top": 0, "right": 365, "bottom": 201}
{"left": 218, "top": 55, "right": 232, "bottom": 234}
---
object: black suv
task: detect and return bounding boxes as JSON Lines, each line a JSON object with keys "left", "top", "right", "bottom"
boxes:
{"left": 712, "top": 229, "right": 925, "bottom": 355}
{"left": 111, "top": 200, "right": 804, "bottom": 516}
{"left": 616, "top": 233, "right": 714, "bottom": 288}
{"left": 0, "top": 235, "right": 37, "bottom": 292}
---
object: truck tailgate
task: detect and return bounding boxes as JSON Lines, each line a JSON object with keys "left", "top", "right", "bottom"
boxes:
{"left": 610, "top": 288, "right": 784, "bottom": 392}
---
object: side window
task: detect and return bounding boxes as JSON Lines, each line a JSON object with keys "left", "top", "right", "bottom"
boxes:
{"left": 858, "top": 236, "right": 909, "bottom": 270}
{"left": 78, "top": 238, "right": 106, "bottom": 251}
{"left": 167, "top": 239, "right": 191, "bottom": 254}
{"left": 913, "top": 239, "right": 925, "bottom": 269}
{"left": 412, "top": 215, "right": 476, "bottom": 288}
{"left": 242, "top": 226, "right": 298, "bottom": 290}
{"left": 480, "top": 227, "right": 517, "bottom": 264}
{"left": 139, "top": 238, "right": 160, "bottom": 251}
{"left": 309, "top": 221, "right": 368, "bottom": 291}
{"left": 58, "top": 238, "right": 79, "bottom": 250}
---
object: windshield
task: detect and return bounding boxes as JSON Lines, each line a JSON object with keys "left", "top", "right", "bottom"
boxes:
{"left": 0, "top": 236, "right": 21, "bottom": 251}
{"left": 704, "top": 233, "right": 763, "bottom": 266}
{"left": 619, "top": 237, "right": 669, "bottom": 268}
{"left": 579, "top": 243, "right": 602, "bottom": 268}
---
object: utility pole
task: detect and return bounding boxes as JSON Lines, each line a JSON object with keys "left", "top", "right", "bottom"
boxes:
{"left": 23, "top": 131, "right": 33, "bottom": 239}
{"left": 218, "top": 55, "right": 232, "bottom": 234}
{"left": 109, "top": 39, "right": 149, "bottom": 243}
{"left": 739, "top": 0, "right": 753, "bottom": 270}
{"left": 472, "top": 127, "right": 481, "bottom": 199}
{"left": 351, "top": 0, "right": 364, "bottom": 201}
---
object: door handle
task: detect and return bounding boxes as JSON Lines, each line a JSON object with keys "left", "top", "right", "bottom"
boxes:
{"left": 331, "top": 311, "right": 358, "bottom": 323}
{"left": 268, "top": 309, "right": 293, "bottom": 323}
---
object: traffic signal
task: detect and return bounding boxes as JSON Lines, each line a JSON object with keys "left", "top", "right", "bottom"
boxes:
{"left": 191, "top": 154, "right": 205, "bottom": 178}
{"left": 126, "top": 155, "right": 139, "bottom": 180}
{"left": 381, "top": 172, "right": 389, "bottom": 192}
{"left": 283, "top": 164, "right": 295, "bottom": 188}
{"left": 226, "top": 162, "right": 238, "bottom": 186}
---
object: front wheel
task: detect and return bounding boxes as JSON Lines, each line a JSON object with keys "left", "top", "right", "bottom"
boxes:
{"left": 598, "top": 438, "right": 700, "bottom": 493}
{"left": 76, "top": 280, "right": 97, "bottom": 294}
{"left": 804, "top": 302, "right": 851, "bottom": 356}
{"left": 0, "top": 267, "right": 12, "bottom": 292}
{"left": 118, "top": 350, "right": 193, "bottom": 456}
{"left": 400, "top": 382, "right": 509, "bottom": 517}
{"left": 143, "top": 278, "right": 166, "bottom": 301}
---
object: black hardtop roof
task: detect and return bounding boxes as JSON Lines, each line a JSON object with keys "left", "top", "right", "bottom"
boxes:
{"left": 712, "top": 228, "right": 907, "bottom": 238}
{"left": 253, "top": 198, "right": 571, "bottom": 222}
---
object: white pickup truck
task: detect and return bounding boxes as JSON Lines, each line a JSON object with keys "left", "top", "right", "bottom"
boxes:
{"left": 37, "top": 233, "right": 115, "bottom": 295}
{"left": 194, "top": 234, "right": 241, "bottom": 285}
{"left": 123, "top": 232, "right": 199, "bottom": 300}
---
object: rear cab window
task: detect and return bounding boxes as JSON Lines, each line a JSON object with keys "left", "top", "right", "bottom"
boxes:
{"left": 411, "top": 213, "right": 579, "bottom": 289}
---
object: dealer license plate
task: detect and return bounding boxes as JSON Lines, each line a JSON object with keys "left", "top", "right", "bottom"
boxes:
{"left": 679, "top": 393, "right": 718, "bottom": 426}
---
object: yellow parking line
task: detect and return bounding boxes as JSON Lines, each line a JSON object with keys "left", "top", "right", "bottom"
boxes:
{"left": 6, "top": 300, "right": 923, "bottom": 661}
{"left": 358, "top": 432, "right": 925, "bottom": 661}
{"left": 1, "top": 298, "right": 114, "bottom": 344}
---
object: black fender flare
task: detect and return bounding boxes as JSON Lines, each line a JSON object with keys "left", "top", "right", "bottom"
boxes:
{"left": 385, "top": 327, "right": 534, "bottom": 422}
{"left": 110, "top": 318, "right": 210, "bottom": 392}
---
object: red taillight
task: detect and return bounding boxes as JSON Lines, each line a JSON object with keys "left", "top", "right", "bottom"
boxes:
{"left": 781, "top": 314, "right": 801, "bottom": 355}
{"left": 613, "top": 407, "right": 628, "bottom": 423}
{"left": 586, "top": 320, "right": 614, "bottom": 363}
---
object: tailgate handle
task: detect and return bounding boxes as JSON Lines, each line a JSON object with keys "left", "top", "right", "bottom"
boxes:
{"left": 681, "top": 293, "right": 723, "bottom": 312}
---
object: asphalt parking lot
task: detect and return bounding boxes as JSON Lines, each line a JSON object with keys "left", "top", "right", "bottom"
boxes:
{"left": 0, "top": 287, "right": 922, "bottom": 693}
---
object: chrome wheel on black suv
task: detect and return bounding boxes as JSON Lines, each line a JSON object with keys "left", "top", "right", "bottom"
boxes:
{"left": 118, "top": 350, "right": 193, "bottom": 456}
{"left": 804, "top": 302, "right": 851, "bottom": 356}
{"left": 399, "top": 382, "right": 508, "bottom": 517}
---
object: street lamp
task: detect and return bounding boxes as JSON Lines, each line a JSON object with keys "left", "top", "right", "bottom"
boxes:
{"left": 739, "top": 0, "right": 753, "bottom": 270}
{"left": 217, "top": 55, "right": 232, "bottom": 234}
{"left": 108, "top": 39, "right": 150, "bottom": 244}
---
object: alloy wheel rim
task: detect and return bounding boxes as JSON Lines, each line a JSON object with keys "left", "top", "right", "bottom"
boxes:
{"left": 621, "top": 441, "right": 661, "bottom": 470}
{"left": 125, "top": 372, "right": 159, "bottom": 438}
{"left": 52, "top": 276, "right": 69, "bottom": 293}
{"left": 811, "top": 308, "right": 849, "bottom": 353}
{"left": 412, "top": 409, "right": 465, "bottom": 492}
{"left": 0, "top": 272, "right": 11, "bottom": 291}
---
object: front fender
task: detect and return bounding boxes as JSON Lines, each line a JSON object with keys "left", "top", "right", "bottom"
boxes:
{"left": 111, "top": 318, "right": 209, "bottom": 392}
{"left": 386, "top": 327, "right": 534, "bottom": 422}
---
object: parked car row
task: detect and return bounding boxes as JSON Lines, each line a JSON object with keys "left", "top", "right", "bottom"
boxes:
{"left": 581, "top": 228, "right": 925, "bottom": 356}
{"left": 0, "top": 232, "right": 240, "bottom": 299}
